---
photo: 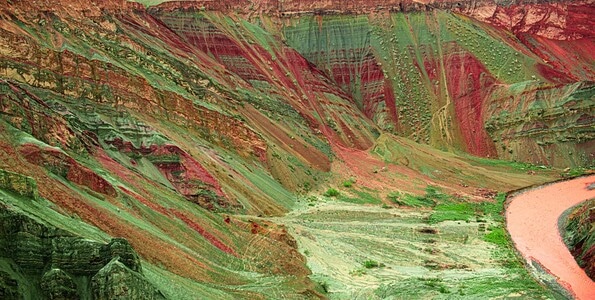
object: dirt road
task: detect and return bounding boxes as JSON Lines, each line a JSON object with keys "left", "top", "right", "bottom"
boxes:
{"left": 506, "top": 175, "right": 595, "bottom": 300}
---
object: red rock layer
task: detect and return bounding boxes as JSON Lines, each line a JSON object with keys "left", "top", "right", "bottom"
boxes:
{"left": 444, "top": 47, "right": 498, "bottom": 157}
{"left": 20, "top": 144, "right": 118, "bottom": 197}
{"left": 456, "top": 1, "right": 595, "bottom": 40}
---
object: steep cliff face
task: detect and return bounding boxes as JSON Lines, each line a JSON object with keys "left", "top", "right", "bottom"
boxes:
{"left": 563, "top": 198, "right": 595, "bottom": 281}
{"left": 0, "top": 173, "right": 163, "bottom": 299}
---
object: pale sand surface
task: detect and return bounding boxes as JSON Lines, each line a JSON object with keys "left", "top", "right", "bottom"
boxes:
{"left": 507, "top": 175, "right": 595, "bottom": 299}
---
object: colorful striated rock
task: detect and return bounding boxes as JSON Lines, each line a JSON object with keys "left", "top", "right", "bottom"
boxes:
{"left": 0, "top": 0, "right": 592, "bottom": 298}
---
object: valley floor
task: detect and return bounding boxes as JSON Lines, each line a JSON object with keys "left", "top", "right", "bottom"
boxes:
{"left": 271, "top": 195, "right": 557, "bottom": 299}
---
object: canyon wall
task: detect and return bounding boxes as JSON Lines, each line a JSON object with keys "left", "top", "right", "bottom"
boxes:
{"left": 0, "top": 0, "right": 592, "bottom": 298}
{"left": 281, "top": 1, "right": 593, "bottom": 166}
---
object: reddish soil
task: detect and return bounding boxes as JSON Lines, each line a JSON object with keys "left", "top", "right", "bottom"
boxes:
{"left": 243, "top": 105, "right": 331, "bottom": 171}
{"left": 506, "top": 175, "right": 595, "bottom": 300}
{"left": 444, "top": 48, "right": 498, "bottom": 157}
{"left": 171, "top": 210, "right": 237, "bottom": 256}
{"left": 20, "top": 144, "right": 117, "bottom": 197}
{"left": 331, "top": 142, "right": 427, "bottom": 196}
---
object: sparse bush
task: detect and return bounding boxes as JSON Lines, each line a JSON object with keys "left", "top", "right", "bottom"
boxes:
{"left": 349, "top": 268, "right": 367, "bottom": 276}
{"left": 342, "top": 178, "right": 355, "bottom": 188}
{"left": 318, "top": 281, "right": 329, "bottom": 293}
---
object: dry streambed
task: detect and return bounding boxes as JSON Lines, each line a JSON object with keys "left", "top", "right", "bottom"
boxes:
{"left": 276, "top": 197, "right": 556, "bottom": 299}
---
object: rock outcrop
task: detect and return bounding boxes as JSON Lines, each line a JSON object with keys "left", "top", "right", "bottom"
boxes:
{"left": 40, "top": 269, "right": 79, "bottom": 300}
{"left": 0, "top": 169, "right": 38, "bottom": 200}
{"left": 0, "top": 198, "right": 163, "bottom": 299}
{"left": 92, "top": 259, "right": 163, "bottom": 300}
{"left": 563, "top": 198, "right": 595, "bottom": 280}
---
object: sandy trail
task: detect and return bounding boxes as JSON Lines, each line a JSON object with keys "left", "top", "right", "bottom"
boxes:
{"left": 506, "top": 175, "right": 595, "bottom": 300}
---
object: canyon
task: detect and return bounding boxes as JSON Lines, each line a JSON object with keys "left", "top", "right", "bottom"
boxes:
{"left": 0, "top": 0, "right": 593, "bottom": 298}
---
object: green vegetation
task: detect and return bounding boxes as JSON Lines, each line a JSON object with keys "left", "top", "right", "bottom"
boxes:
{"left": 483, "top": 227, "right": 508, "bottom": 246}
{"left": 420, "top": 278, "right": 450, "bottom": 294}
{"left": 337, "top": 190, "right": 382, "bottom": 205}
{"left": 428, "top": 202, "right": 474, "bottom": 224}
{"left": 563, "top": 199, "right": 595, "bottom": 277}
{"left": 132, "top": 0, "right": 169, "bottom": 7}
{"left": 342, "top": 178, "right": 355, "bottom": 188}
{"left": 362, "top": 260, "right": 381, "bottom": 269}
{"left": 386, "top": 191, "right": 435, "bottom": 207}
{"left": 428, "top": 191, "right": 507, "bottom": 224}
{"left": 323, "top": 188, "right": 340, "bottom": 197}
{"left": 465, "top": 155, "right": 546, "bottom": 172}
{"left": 561, "top": 167, "right": 590, "bottom": 178}
{"left": 386, "top": 185, "right": 454, "bottom": 208}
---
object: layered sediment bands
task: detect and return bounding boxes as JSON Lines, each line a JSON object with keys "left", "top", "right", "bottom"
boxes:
{"left": 485, "top": 82, "right": 594, "bottom": 167}
{"left": 0, "top": 169, "right": 38, "bottom": 200}
{"left": 444, "top": 45, "right": 498, "bottom": 157}
{"left": 149, "top": 0, "right": 588, "bottom": 15}
{"left": 282, "top": 16, "right": 398, "bottom": 124}
{"left": 284, "top": 6, "right": 593, "bottom": 165}
{"left": 564, "top": 198, "right": 595, "bottom": 281}
{"left": 0, "top": 28, "right": 267, "bottom": 161}
{"left": 456, "top": 1, "right": 595, "bottom": 83}
{"left": 20, "top": 144, "right": 118, "bottom": 197}
{"left": 0, "top": 0, "right": 593, "bottom": 298}
{"left": 149, "top": 9, "right": 377, "bottom": 151}
{"left": 0, "top": 7, "right": 317, "bottom": 293}
{"left": 0, "top": 81, "right": 83, "bottom": 152}
{"left": 108, "top": 139, "right": 238, "bottom": 212}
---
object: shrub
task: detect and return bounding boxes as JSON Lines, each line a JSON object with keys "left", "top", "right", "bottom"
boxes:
{"left": 323, "top": 188, "right": 340, "bottom": 197}
{"left": 363, "top": 260, "right": 381, "bottom": 269}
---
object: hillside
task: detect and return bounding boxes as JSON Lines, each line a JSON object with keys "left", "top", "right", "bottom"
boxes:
{"left": 0, "top": 0, "right": 593, "bottom": 298}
